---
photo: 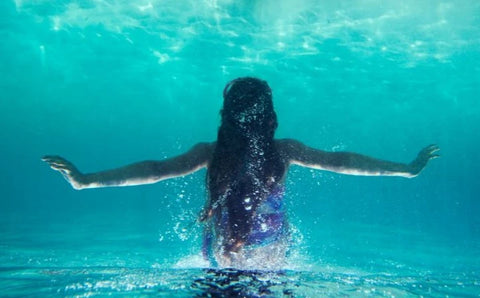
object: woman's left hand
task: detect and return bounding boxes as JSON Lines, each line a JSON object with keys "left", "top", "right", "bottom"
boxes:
{"left": 409, "top": 144, "right": 440, "bottom": 177}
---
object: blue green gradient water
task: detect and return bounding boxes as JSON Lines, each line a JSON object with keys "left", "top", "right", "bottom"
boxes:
{"left": 1, "top": 0, "right": 479, "bottom": 296}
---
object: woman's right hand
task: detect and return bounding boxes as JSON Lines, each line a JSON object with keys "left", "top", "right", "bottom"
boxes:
{"left": 42, "top": 155, "right": 85, "bottom": 190}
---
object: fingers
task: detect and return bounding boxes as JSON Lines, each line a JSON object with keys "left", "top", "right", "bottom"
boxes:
{"left": 53, "top": 165, "right": 72, "bottom": 174}
{"left": 44, "top": 160, "right": 68, "bottom": 170}
{"left": 426, "top": 144, "right": 440, "bottom": 153}
{"left": 41, "top": 155, "right": 73, "bottom": 173}
{"left": 42, "top": 155, "right": 66, "bottom": 163}
{"left": 422, "top": 144, "right": 440, "bottom": 160}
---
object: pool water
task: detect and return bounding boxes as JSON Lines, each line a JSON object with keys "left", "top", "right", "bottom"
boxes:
{"left": 1, "top": 0, "right": 479, "bottom": 296}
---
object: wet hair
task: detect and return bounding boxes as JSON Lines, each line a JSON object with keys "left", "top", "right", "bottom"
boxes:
{"left": 205, "top": 77, "right": 285, "bottom": 252}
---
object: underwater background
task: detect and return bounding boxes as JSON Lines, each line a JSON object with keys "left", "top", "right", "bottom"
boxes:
{"left": 1, "top": 0, "right": 479, "bottom": 296}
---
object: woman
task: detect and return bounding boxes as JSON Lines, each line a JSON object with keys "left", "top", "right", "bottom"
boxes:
{"left": 43, "top": 77, "right": 439, "bottom": 269}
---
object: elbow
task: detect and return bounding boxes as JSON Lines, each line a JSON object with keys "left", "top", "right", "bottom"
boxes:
{"left": 71, "top": 175, "right": 88, "bottom": 190}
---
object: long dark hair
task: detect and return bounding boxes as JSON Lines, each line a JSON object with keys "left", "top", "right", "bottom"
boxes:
{"left": 205, "top": 77, "right": 285, "bottom": 252}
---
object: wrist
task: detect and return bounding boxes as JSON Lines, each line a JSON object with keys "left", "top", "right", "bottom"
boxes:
{"left": 72, "top": 173, "right": 87, "bottom": 190}
{"left": 407, "top": 161, "right": 422, "bottom": 177}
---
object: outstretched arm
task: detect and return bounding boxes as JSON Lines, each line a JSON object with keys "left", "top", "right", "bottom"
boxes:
{"left": 278, "top": 139, "right": 439, "bottom": 178}
{"left": 42, "top": 142, "right": 215, "bottom": 190}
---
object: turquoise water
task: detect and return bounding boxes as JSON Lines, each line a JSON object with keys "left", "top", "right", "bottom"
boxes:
{"left": 1, "top": 0, "right": 479, "bottom": 296}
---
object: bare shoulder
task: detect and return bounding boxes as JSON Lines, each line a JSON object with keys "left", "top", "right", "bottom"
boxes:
{"left": 275, "top": 138, "right": 305, "bottom": 152}
{"left": 274, "top": 139, "right": 305, "bottom": 162}
{"left": 274, "top": 138, "right": 332, "bottom": 168}
{"left": 190, "top": 142, "right": 216, "bottom": 160}
{"left": 192, "top": 141, "right": 216, "bottom": 152}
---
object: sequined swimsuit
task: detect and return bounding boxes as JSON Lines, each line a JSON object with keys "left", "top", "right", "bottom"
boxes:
{"left": 202, "top": 185, "right": 288, "bottom": 264}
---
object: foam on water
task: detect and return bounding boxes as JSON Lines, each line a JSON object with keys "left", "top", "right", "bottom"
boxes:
{"left": 1, "top": 266, "right": 478, "bottom": 297}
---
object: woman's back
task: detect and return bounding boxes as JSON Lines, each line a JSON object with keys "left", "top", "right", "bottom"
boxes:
{"left": 205, "top": 78, "right": 287, "bottom": 263}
